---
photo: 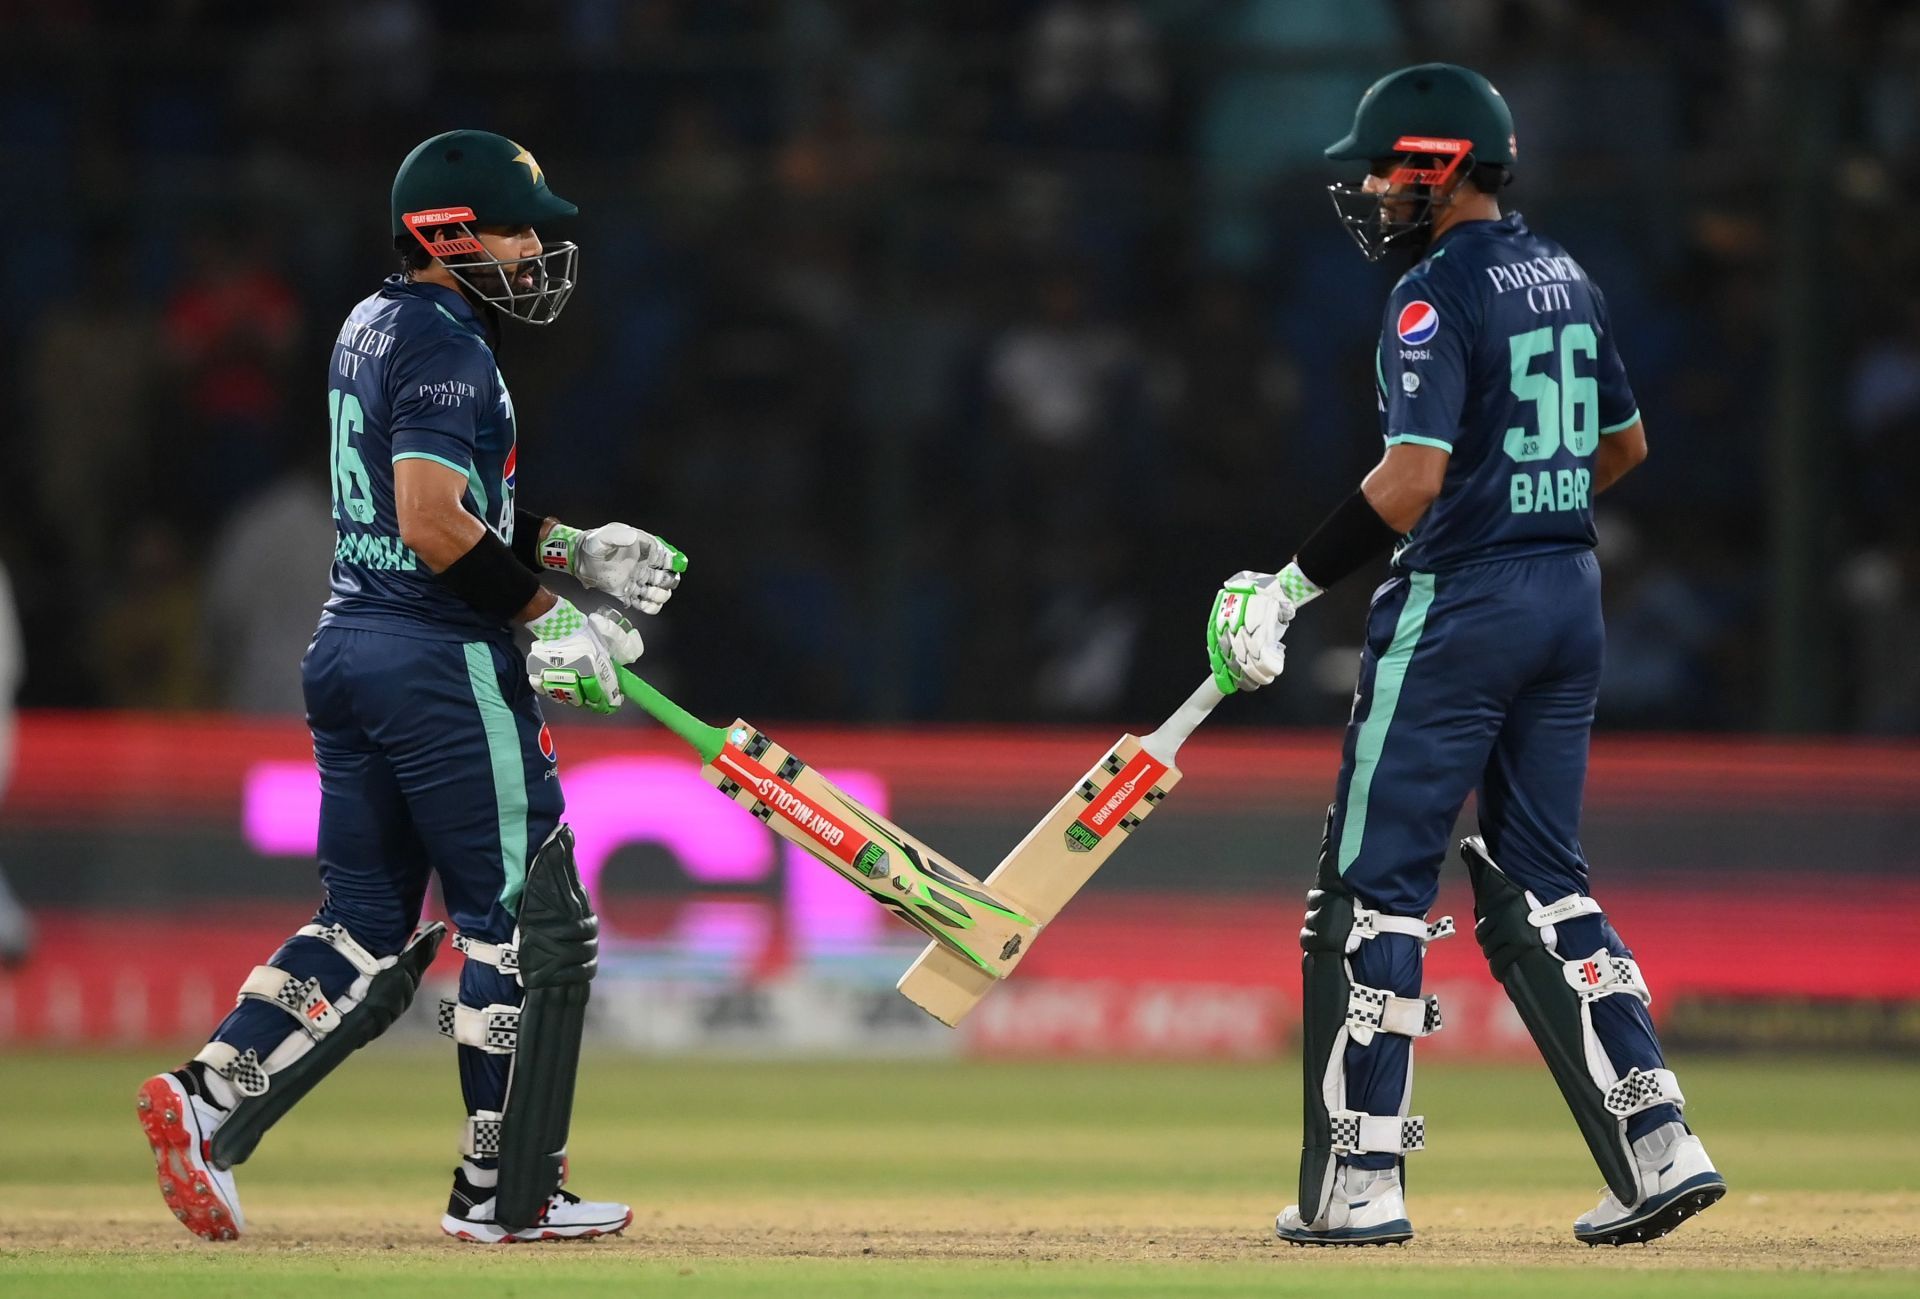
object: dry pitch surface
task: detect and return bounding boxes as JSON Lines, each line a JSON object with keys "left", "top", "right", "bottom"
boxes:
{"left": 1, "top": 1051, "right": 1914, "bottom": 1296}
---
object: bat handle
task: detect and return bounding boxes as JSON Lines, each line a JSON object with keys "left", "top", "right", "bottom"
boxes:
{"left": 614, "top": 665, "right": 729, "bottom": 763}
{"left": 1141, "top": 676, "right": 1229, "bottom": 764}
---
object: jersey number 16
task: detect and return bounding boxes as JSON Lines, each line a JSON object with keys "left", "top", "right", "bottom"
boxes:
{"left": 329, "top": 389, "right": 376, "bottom": 524}
{"left": 1503, "top": 324, "right": 1598, "bottom": 464}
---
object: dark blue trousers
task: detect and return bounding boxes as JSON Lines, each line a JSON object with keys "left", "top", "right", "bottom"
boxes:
{"left": 1322, "top": 552, "right": 1676, "bottom": 1164}
{"left": 211, "top": 625, "right": 563, "bottom": 1126}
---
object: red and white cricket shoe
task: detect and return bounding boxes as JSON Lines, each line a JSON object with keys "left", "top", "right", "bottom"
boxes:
{"left": 441, "top": 1166, "right": 631, "bottom": 1244}
{"left": 136, "top": 1072, "right": 245, "bottom": 1241}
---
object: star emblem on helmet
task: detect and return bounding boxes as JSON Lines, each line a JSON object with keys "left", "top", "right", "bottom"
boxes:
{"left": 511, "top": 146, "right": 543, "bottom": 186}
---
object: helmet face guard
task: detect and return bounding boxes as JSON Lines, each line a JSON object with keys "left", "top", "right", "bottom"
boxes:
{"left": 403, "top": 206, "right": 578, "bottom": 326}
{"left": 1326, "top": 135, "right": 1473, "bottom": 262}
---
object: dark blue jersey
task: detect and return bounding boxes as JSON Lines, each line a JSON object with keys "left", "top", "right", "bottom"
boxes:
{"left": 317, "top": 276, "right": 520, "bottom": 641}
{"left": 1374, "top": 212, "right": 1639, "bottom": 573}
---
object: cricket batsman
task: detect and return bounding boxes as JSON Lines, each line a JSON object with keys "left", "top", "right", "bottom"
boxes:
{"left": 1206, "top": 65, "right": 1726, "bottom": 1246}
{"left": 137, "top": 129, "right": 686, "bottom": 1243}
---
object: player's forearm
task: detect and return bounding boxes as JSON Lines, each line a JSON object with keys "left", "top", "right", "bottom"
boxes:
{"left": 1360, "top": 467, "right": 1441, "bottom": 534}
{"left": 402, "top": 505, "right": 487, "bottom": 573}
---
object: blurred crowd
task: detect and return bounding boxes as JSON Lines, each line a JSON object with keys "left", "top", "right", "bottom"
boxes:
{"left": 1, "top": 0, "right": 1917, "bottom": 732}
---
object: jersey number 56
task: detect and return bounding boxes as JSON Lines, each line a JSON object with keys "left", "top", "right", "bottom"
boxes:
{"left": 1503, "top": 325, "right": 1598, "bottom": 463}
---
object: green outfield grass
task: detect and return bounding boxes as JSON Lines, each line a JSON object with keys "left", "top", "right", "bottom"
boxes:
{"left": 1, "top": 1049, "right": 1915, "bottom": 1297}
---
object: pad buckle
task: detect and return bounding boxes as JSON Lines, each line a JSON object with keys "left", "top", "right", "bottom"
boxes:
{"left": 1527, "top": 891, "right": 1604, "bottom": 927}
{"left": 1603, "top": 1067, "right": 1685, "bottom": 1118}
{"left": 297, "top": 922, "right": 386, "bottom": 977}
{"left": 240, "top": 965, "right": 342, "bottom": 1037}
{"left": 1330, "top": 1109, "right": 1426, "bottom": 1155}
{"left": 196, "top": 1042, "right": 271, "bottom": 1098}
{"left": 464, "top": 1110, "right": 506, "bottom": 1160}
{"left": 438, "top": 998, "right": 521, "bottom": 1054}
{"left": 1349, "top": 906, "right": 1454, "bottom": 951}
{"left": 1562, "top": 950, "right": 1651, "bottom": 1006}
{"left": 1346, "top": 984, "right": 1443, "bottom": 1044}
{"left": 453, "top": 933, "right": 521, "bottom": 975}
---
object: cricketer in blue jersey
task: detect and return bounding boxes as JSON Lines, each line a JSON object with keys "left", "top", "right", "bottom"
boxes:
{"left": 1205, "top": 65, "right": 1724, "bottom": 1248}
{"left": 137, "top": 129, "right": 688, "bottom": 1246}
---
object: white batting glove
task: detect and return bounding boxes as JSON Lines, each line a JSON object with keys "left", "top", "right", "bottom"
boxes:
{"left": 540, "top": 521, "right": 688, "bottom": 615}
{"left": 526, "top": 599, "right": 645, "bottom": 716}
{"left": 1206, "top": 570, "right": 1297, "bottom": 693}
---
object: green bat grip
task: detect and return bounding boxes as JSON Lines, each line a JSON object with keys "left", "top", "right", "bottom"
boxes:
{"left": 614, "top": 665, "right": 728, "bottom": 764}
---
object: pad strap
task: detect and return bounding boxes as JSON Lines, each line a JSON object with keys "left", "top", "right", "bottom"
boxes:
{"left": 1604, "top": 1067, "right": 1685, "bottom": 1118}
{"left": 1329, "top": 1109, "right": 1426, "bottom": 1155}
{"left": 1528, "top": 891, "right": 1604, "bottom": 927}
{"left": 296, "top": 922, "right": 385, "bottom": 977}
{"left": 437, "top": 998, "right": 520, "bottom": 1053}
{"left": 239, "top": 965, "right": 341, "bottom": 1037}
{"left": 1349, "top": 906, "right": 1454, "bottom": 951}
{"left": 1346, "top": 984, "right": 1443, "bottom": 1045}
{"left": 1563, "top": 949, "right": 1652, "bottom": 1006}
{"left": 463, "top": 1109, "right": 506, "bottom": 1160}
{"left": 453, "top": 933, "right": 521, "bottom": 977}
{"left": 195, "top": 1041, "right": 271, "bottom": 1099}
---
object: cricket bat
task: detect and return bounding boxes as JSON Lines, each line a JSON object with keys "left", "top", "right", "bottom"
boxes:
{"left": 896, "top": 677, "right": 1229, "bottom": 1025}
{"left": 613, "top": 665, "right": 1041, "bottom": 980}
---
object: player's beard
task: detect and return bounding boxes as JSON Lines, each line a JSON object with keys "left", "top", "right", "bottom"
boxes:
{"left": 499, "top": 259, "right": 539, "bottom": 296}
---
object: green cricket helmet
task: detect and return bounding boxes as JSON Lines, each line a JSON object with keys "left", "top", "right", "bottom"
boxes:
{"left": 1324, "top": 63, "right": 1516, "bottom": 261}
{"left": 391, "top": 129, "right": 580, "bottom": 325}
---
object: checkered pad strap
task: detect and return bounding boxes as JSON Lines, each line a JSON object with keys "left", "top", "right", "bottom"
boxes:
{"left": 195, "top": 1041, "right": 271, "bottom": 1098}
{"left": 239, "top": 965, "right": 341, "bottom": 1037}
{"left": 1563, "top": 949, "right": 1652, "bottom": 1006}
{"left": 1603, "top": 1067, "right": 1685, "bottom": 1118}
{"left": 1349, "top": 906, "right": 1455, "bottom": 950}
{"left": 437, "top": 998, "right": 520, "bottom": 1054}
{"left": 462, "top": 1109, "right": 506, "bottom": 1160}
{"left": 1346, "top": 984, "right": 1443, "bottom": 1045}
{"left": 296, "top": 922, "right": 385, "bottom": 977}
{"left": 453, "top": 933, "right": 520, "bottom": 977}
{"left": 1329, "top": 1109, "right": 1426, "bottom": 1155}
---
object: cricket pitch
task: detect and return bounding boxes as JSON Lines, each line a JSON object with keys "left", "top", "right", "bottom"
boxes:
{"left": 2, "top": 1052, "right": 1915, "bottom": 1297}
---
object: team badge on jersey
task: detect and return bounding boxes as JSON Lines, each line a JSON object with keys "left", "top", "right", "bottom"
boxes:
{"left": 1396, "top": 300, "right": 1440, "bottom": 345}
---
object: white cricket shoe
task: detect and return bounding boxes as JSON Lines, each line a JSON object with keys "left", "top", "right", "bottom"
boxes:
{"left": 1575, "top": 1121, "right": 1726, "bottom": 1246}
{"left": 1276, "top": 1165, "right": 1413, "bottom": 1246}
{"left": 136, "top": 1071, "right": 246, "bottom": 1241}
{"left": 441, "top": 1166, "right": 632, "bottom": 1244}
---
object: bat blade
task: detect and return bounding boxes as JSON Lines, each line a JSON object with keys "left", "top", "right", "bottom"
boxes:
{"left": 896, "top": 733, "right": 1183, "bottom": 1026}
{"left": 702, "top": 719, "right": 1038, "bottom": 978}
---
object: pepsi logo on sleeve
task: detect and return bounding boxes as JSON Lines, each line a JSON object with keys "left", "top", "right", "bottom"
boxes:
{"left": 1396, "top": 300, "right": 1440, "bottom": 345}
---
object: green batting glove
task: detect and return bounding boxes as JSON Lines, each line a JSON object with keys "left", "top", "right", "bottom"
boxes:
{"left": 1207, "top": 580, "right": 1255, "bottom": 694}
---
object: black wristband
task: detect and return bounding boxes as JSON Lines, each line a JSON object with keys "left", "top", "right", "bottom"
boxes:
{"left": 437, "top": 530, "right": 542, "bottom": 622}
{"left": 511, "top": 509, "right": 549, "bottom": 571}
{"left": 1293, "top": 490, "right": 1401, "bottom": 590}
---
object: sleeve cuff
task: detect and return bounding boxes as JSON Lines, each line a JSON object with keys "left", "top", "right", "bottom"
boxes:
{"left": 1600, "top": 409, "right": 1641, "bottom": 435}
{"left": 391, "top": 450, "right": 471, "bottom": 476}
{"left": 1385, "top": 433, "right": 1454, "bottom": 452}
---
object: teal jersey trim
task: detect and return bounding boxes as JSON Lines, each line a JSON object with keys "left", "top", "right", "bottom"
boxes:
{"left": 392, "top": 450, "right": 470, "bottom": 476}
{"left": 1600, "top": 408, "right": 1641, "bottom": 435}
{"left": 464, "top": 462, "right": 489, "bottom": 518}
{"left": 432, "top": 302, "right": 488, "bottom": 342}
{"left": 463, "top": 642, "right": 531, "bottom": 912}
{"left": 392, "top": 450, "right": 486, "bottom": 516}
{"left": 1338, "top": 572, "right": 1437, "bottom": 876}
{"left": 1386, "top": 433, "right": 1455, "bottom": 453}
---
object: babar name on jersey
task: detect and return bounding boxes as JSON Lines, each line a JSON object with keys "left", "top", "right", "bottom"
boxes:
{"left": 1510, "top": 467, "right": 1592, "bottom": 515}
{"left": 1485, "top": 254, "right": 1586, "bottom": 315}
